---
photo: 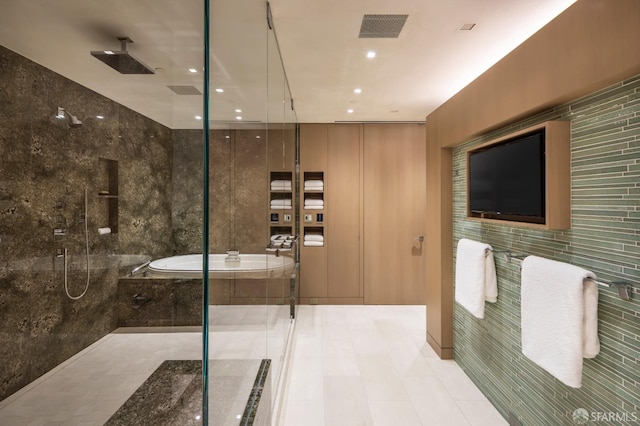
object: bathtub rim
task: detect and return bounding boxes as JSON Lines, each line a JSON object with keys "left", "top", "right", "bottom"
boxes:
{"left": 146, "top": 253, "right": 295, "bottom": 279}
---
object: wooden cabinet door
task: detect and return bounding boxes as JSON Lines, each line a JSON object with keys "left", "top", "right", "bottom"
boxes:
{"left": 363, "top": 124, "right": 426, "bottom": 305}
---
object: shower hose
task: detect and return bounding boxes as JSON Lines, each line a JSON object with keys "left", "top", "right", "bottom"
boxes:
{"left": 64, "top": 188, "right": 90, "bottom": 300}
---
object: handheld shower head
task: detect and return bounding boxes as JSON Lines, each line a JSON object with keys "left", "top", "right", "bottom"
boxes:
{"left": 57, "top": 107, "right": 83, "bottom": 128}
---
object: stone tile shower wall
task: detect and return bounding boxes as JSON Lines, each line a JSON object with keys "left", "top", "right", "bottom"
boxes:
{"left": 172, "top": 129, "right": 292, "bottom": 305}
{"left": 172, "top": 129, "right": 270, "bottom": 255}
{"left": 453, "top": 75, "right": 640, "bottom": 425}
{"left": 0, "top": 45, "right": 173, "bottom": 400}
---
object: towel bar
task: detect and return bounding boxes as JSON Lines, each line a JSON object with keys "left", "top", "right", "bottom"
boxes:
{"left": 492, "top": 250, "right": 634, "bottom": 301}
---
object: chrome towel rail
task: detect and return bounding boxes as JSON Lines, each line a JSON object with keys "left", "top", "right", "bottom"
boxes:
{"left": 492, "top": 250, "right": 634, "bottom": 301}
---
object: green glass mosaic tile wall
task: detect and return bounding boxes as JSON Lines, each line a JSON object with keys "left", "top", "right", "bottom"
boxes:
{"left": 453, "top": 75, "right": 640, "bottom": 426}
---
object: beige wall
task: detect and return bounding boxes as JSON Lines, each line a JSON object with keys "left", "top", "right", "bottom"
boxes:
{"left": 425, "top": 0, "right": 640, "bottom": 358}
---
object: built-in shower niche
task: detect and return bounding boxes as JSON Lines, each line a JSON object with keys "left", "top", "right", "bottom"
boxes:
{"left": 97, "top": 157, "right": 118, "bottom": 234}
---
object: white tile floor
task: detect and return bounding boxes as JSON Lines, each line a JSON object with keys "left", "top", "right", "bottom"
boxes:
{"left": 0, "top": 305, "right": 507, "bottom": 426}
{"left": 280, "top": 305, "right": 507, "bottom": 426}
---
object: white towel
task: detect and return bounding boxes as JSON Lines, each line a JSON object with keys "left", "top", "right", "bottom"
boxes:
{"left": 304, "top": 234, "right": 324, "bottom": 242}
{"left": 454, "top": 238, "right": 497, "bottom": 319}
{"left": 303, "top": 241, "right": 324, "bottom": 247}
{"left": 271, "top": 184, "right": 292, "bottom": 190}
{"left": 270, "top": 199, "right": 292, "bottom": 207}
{"left": 304, "top": 180, "right": 324, "bottom": 187}
{"left": 521, "top": 255, "right": 599, "bottom": 388}
{"left": 271, "top": 180, "right": 292, "bottom": 190}
{"left": 304, "top": 199, "right": 324, "bottom": 206}
{"left": 303, "top": 205, "right": 323, "bottom": 210}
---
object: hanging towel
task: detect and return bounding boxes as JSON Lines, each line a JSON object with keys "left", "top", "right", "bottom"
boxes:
{"left": 454, "top": 238, "right": 498, "bottom": 319}
{"left": 521, "top": 255, "right": 599, "bottom": 388}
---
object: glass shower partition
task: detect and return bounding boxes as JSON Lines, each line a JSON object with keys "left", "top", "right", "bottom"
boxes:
{"left": 204, "top": 0, "right": 297, "bottom": 424}
{"left": 0, "top": 0, "right": 296, "bottom": 424}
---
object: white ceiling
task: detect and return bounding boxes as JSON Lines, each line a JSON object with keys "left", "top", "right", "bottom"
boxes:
{"left": 0, "top": 0, "right": 577, "bottom": 129}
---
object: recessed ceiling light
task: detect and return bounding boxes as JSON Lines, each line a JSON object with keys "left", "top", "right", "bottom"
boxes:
{"left": 366, "top": 50, "right": 376, "bottom": 59}
{"left": 195, "top": 115, "right": 202, "bottom": 120}
{"left": 347, "top": 109, "right": 354, "bottom": 114}
{"left": 256, "top": 135, "right": 261, "bottom": 139}
{"left": 354, "top": 88, "right": 362, "bottom": 94}
{"left": 459, "top": 23, "right": 476, "bottom": 31}
{"left": 96, "top": 115, "right": 104, "bottom": 119}
{"left": 236, "top": 116, "right": 242, "bottom": 120}
{"left": 188, "top": 68, "right": 198, "bottom": 73}
{"left": 215, "top": 88, "right": 224, "bottom": 93}
{"left": 104, "top": 50, "right": 114, "bottom": 55}
{"left": 235, "top": 109, "right": 242, "bottom": 113}
{"left": 225, "top": 135, "right": 230, "bottom": 139}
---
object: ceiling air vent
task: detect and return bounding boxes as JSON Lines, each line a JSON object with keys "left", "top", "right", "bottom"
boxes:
{"left": 359, "top": 14, "right": 408, "bottom": 38}
{"left": 167, "top": 85, "right": 202, "bottom": 95}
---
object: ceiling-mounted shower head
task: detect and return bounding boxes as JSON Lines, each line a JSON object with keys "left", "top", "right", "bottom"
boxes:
{"left": 90, "top": 37, "right": 155, "bottom": 75}
{"left": 57, "top": 107, "right": 83, "bottom": 128}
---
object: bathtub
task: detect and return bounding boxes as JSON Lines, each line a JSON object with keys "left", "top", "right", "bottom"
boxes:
{"left": 147, "top": 253, "right": 295, "bottom": 279}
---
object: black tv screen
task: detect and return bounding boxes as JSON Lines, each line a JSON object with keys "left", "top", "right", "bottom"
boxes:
{"left": 468, "top": 130, "right": 545, "bottom": 224}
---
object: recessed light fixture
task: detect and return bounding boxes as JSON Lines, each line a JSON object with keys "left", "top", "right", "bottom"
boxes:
{"left": 354, "top": 88, "right": 362, "bottom": 94}
{"left": 188, "top": 68, "right": 197, "bottom": 73}
{"left": 225, "top": 135, "right": 230, "bottom": 139}
{"left": 347, "top": 109, "right": 354, "bottom": 114}
{"left": 104, "top": 50, "right": 114, "bottom": 55}
{"left": 256, "top": 135, "right": 261, "bottom": 139}
{"left": 366, "top": 50, "right": 376, "bottom": 58}
{"left": 235, "top": 109, "right": 242, "bottom": 113}
{"left": 96, "top": 115, "right": 104, "bottom": 119}
{"left": 215, "top": 88, "right": 224, "bottom": 93}
{"left": 195, "top": 115, "right": 202, "bottom": 120}
{"left": 459, "top": 23, "right": 476, "bottom": 31}
{"left": 236, "top": 116, "right": 242, "bottom": 120}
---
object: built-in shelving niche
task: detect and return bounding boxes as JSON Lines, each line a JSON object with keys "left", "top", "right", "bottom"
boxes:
{"left": 269, "top": 171, "right": 294, "bottom": 236}
{"left": 97, "top": 157, "right": 118, "bottom": 233}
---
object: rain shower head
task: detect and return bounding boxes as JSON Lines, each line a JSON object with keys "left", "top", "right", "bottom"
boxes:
{"left": 90, "top": 37, "right": 155, "bottom": 75}
{"left": 57, "top": 107, "right": 83, "bottom": 128}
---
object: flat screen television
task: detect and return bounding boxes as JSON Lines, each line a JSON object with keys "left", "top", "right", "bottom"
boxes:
{"left": 468, "top": 129, "right": 546, "bottom": 224}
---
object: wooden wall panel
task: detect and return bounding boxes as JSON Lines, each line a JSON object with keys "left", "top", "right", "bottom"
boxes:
{"left": 299, "top": 124, "right": 328, "bottom": 299}
{"left": 427, "top": 0, "right": 640, "bottom": 148}
{"left": 327, "top": 124, "right": 362, "bottom": 298}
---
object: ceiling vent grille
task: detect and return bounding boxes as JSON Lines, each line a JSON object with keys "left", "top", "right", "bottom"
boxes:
{"left": 359, "top": 14, "right": 408, "bottom": 38}
{"left": 167, "top": 85, "right": 202, "bottom": 95}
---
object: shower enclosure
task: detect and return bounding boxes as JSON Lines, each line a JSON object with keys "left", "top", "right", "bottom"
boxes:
{"left": 0, "top": 0, "right": 297, "bottom": 424}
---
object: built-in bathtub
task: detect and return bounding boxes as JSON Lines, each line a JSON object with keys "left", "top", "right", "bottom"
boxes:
{"left": 118, "top": 253, "right": 298, "bottom": 327}
{"left": 146, "top": 253, "right": 295, "bottom": 279}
